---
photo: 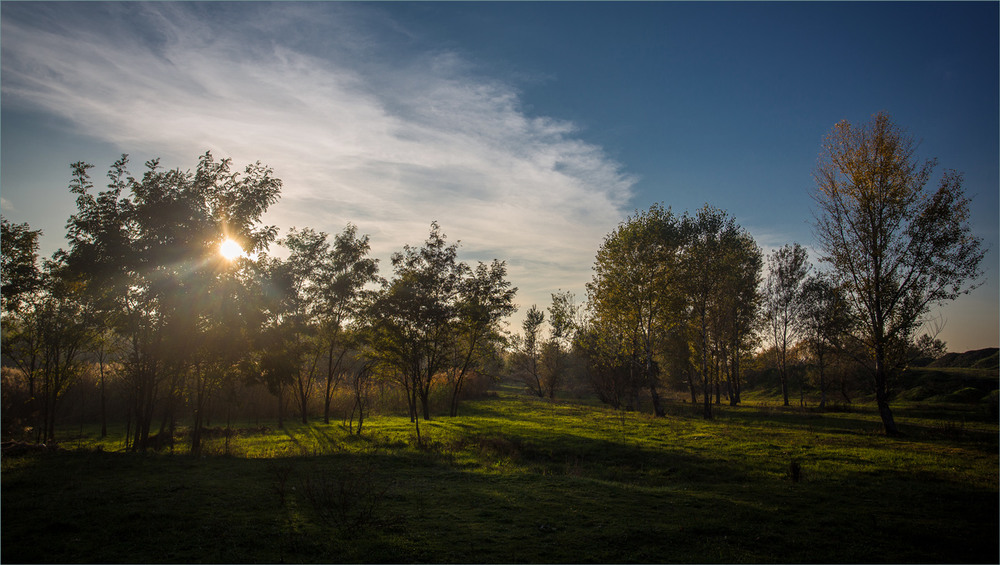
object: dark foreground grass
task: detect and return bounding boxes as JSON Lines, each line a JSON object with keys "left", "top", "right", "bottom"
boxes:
{"left": 2, "top": 391, "right": 997, "bottom": 563}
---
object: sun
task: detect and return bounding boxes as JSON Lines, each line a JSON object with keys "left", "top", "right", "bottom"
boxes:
{"left": 219, "top": 238, "right": 244, "bottom": 261}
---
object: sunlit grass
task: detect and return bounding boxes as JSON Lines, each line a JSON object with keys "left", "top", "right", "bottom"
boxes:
{"left": 4, "top": 389, "right": 998, "bottom": 563}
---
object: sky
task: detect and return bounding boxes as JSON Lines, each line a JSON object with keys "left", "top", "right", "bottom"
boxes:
{"left": 2, "top": 1, "right": 997, "bottom": 351}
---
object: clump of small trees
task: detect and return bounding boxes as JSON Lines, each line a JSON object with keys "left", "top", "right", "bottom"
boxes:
{"left": 1, "top": 153, "right": 516, "bottom": 450}
{"left": 1, "top": 113, "right": 985, "bottom": 441}
{"left": 580, "top": 204, "right": 762, "bottom": 420}
{"left": 570, "top": 112, "right": 985, "bottom": 433}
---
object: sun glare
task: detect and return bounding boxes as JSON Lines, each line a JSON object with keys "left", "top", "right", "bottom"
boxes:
{"left": 220, "top": 238, "right": 244, "bottom": 261}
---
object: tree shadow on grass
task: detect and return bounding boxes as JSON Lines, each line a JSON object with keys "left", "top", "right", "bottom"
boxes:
{"left": 3, "top": 427, "right": 997, "bottom": 564}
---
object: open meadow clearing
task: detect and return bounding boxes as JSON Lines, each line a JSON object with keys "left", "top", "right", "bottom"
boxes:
{"left": 3, "top": 385, "right": 997, "bottom": 564}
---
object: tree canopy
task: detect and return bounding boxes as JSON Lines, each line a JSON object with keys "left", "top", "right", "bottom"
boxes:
{"left": 812, "top": 111, "right": 986, "bottom": 435}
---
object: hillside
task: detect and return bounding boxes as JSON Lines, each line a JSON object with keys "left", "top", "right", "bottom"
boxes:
{"left": 897, "top": 348, "right": 1000, "bottom": 404}
{"left": 929, "top": 347, "right": 999, "bottom": 370}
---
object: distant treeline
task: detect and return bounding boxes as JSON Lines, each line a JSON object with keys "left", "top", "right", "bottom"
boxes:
{"left": 0, "top": 112, "right": 985, "bottom": 445}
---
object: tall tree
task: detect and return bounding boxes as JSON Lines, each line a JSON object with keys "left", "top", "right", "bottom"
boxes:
{"left": 681, "top": 206, "right": 758, "bottom": 419}
{"left": 764, "top": 243, "right": 810, "bottom": 406}
{"left": 63, "top": 153, "right": 281, "bottom": 450}
{"left": 278, "top": 227, "right": 332, "bottom": 424}
{"left": 540, "top": 290, "right": 580, "bottom": 401}
{"left": 366, "top": 222, "right": 514, "bottom": 432}
{"left": 1, "top": 220, "right": 95, "bottom": 443}
{"left": 711, "top": 228, "right": 763, "bottom": 407}
{"left": 1, "top": 218, "right": 43, "bottom": 314}
{"left": 253, "top": 255, "right": 299, "bottom": 429}
{"left": 586, "top": 204, "right": 686, "bottom": 416}
{"left": 799, "top": 273, "right": 852, "bottom": 409}
{"left": 1, "top": 218, "right": 45, "bottom": 429}
{"left": 446, "top": 259, "right": 516, "bottom": 416}
{"left": 813, "top": 112, "right": 985, "bottom": 435}
{"left": 366, "top": 222, "right": 466, "bottom": 433}
{"left": 315, "top": 225, "right": 381, "bottom": 424}
{"left": 513, "top": 305, "right": 546, "bottom": 397}
{"left": 575, "top": 320, "right": 643, "bottom": 411}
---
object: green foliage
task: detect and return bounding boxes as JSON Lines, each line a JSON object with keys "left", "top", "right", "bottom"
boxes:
{"left": 365, "top": 222, "right": 516, "bottom": 430}
{"left": 1, "top": 217, "right": 97, "bottom": 442}
{"left": 813, "top": 112, "right": 987, "bottom": 434}
{"left": 0, "top": 217, "right": 43, "bottom": 313}
{"left": 511, "top": 304, "right": 546, "bottom": 397}
{"left": 586, "top": 203, "right": 686, "bottom": 416}
{"left": 764, "top": 242, "right": 811, "bottom": 406}
{"left": 61, "top": 152, "right": 283, "bottom": 451}
{"left": 681, "top": 205, "right": 762, "bottom": 418}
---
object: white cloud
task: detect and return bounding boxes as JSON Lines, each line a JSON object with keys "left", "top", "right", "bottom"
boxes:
{"left": 1, "top": 197, "right": 14, "bottom": 212}
{"left": 1, "top": 3, "right": 636, "bottom": 322}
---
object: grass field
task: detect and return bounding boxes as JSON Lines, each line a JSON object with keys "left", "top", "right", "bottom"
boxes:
{"left": 2, "top": 385, "right": 998, "bottom": 563}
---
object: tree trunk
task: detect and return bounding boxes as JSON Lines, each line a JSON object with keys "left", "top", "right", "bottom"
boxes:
{"left": 729, "top": 351, "right": 741, "bottom": 406}
{"left": 874, "top": 353, "right": 900, "bottom": 436}
{"left": 356, "top": 391, "right": 365, "bottom": 435}
{"left": 818, "top": 351, "right": 827, "bottom": 409}
{"left": 277, "top": 387, "right": 285, "bottom": 428}
{"left": 191, "top": 408, "right": 203, "bottom": 456}
{"left": 449, "top": 378, "right": 462, "bottom": 417}
{"left": 420, "top": 392, "right": 431, "bottom": 420}
{"left": 702, "top": 371, "right": 712, "bottom": 420}
{"left": 99, "top": 360, "right": 108, "bottom": 438}
{"left": 191, "top": 369, "right": 209, "bottom": 456}
{"left": 419, "top": 369, "right": 432, "bottom": 420}
{"left": 648, "top": 383, "right": 665, "bottom": 417}
{"left": 324, "top": 342, "right": 334, "bottom": 424}
{"left": 780, "top": 369, "right": 789, "bottom": 406}
{"left": 298, "top": 374, "right": 309, "bottom": 425}
{"left": 779, "top": 343, "right": 790, "bottom": 406}
{"left": 799, "top": 371, "right": 806, "bottom": 407}
{"left": 323, "top": 343, "right": 348, "bottom": 425}
{"left": 645, "top": 352, "right": 665, "bottom": 417}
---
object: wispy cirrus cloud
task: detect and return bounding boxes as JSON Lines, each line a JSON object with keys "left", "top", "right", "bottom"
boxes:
{"left": 2, "top": 2, "right": 633, "bottom": 311}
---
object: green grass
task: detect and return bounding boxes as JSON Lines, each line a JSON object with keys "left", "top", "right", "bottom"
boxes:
{"left": 3, "top": 388, "right": 998, "bottom": 563}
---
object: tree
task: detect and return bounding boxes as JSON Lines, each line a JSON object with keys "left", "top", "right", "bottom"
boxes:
{"left": 63, "top": 152, "right": 281, "bottom": 450}
{"left": 513, "top": 305, "right": 546, "bottom": 397}
{"left": 278, "top": 227, "right": 332, "bottom": 424}
{"left": 575, "top": 317, "right": 647, "bottom": 413}
{"left": 1, "top": 218, "right": 43, "bottom": 314}
{"left": 911, "top": 334, "right": 947, "bottom": 361}
{"left": 681, "top": 206, "right": 758, "bottom": 419}
{"left": 764, "top": 243, "right": 810, "bottom": 406}
{"left": 366, "top": 223, "right": 514, "bottom": 434}
{"left": 812, "top": 112, "right": 986, "bottom": 435}
{"left": 541, "top": 290, "right": 579, "bottom": 401}
{"left": 710, "top": 228, "right": 763, "bottom": 407}
{"left": 253, "top": 254, "right": 299, "bottom": 428}
{"left": 1, "top": 220, "right": 95, "bottom": 443}
{"left": 1, "top": 218, "right": 45, "bottom": 433}
{"left": 586, "top": 204, "right": 686, "bottom": 416}
{"left": 340, "top": 333, "right": 378, "bottom": 436}
{"left": 799, "top": 273, "right": 852, "bottom": 409}
{"left": 445, "top": 259, "right": 516, "bottom": 416}
{"left": 315, "top": 225, "right": 381, "bottom": 424}
{"left": 366, "top": 222, "right": 466, "bottom": 436}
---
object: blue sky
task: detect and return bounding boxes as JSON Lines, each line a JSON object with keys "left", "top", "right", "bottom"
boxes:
{"left": 2, "top": 1, "right": 997, "bottom": 351}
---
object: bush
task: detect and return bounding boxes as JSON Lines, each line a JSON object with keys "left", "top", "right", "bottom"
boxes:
{"left": 300, "top": 458, "right": 393, "bottom": 533}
